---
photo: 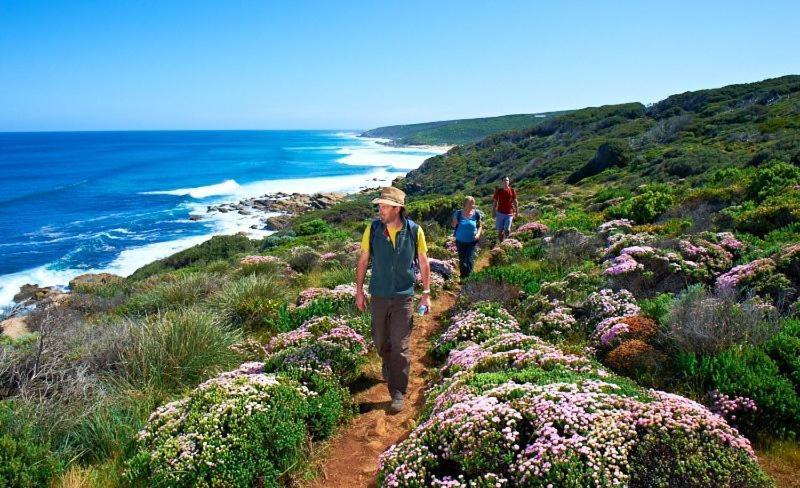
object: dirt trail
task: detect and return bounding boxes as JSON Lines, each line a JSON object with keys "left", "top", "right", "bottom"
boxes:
{"left": 306, "top": 290, "right": 455, "bottom": 487}
{"left": 308, "top": 254, "right": 489, "bottom": 487}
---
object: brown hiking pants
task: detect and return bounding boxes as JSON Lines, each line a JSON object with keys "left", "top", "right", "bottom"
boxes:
{"left": 370, "top": 295, "right": 414, "bottom": 396}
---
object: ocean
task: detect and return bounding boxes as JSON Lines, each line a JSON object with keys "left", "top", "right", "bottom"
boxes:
{"left": 0, "top": 130, "right": 445, "bottom": 307}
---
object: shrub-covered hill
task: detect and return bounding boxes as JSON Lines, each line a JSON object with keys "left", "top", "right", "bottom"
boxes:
{"left": 400, "top": 75, "right": 800, "bottom": 195}
{"left": 360, "top": 111, "right": 571, "bottom": 146}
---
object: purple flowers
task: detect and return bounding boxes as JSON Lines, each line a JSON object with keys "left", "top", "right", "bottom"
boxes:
{"left": 708, "top": 390, "right": 757, "bottom": 423}
{"left": 715, "top": 258, "right": 776, "bottom": 294}
{"left": 297, "top": 283, "right": 364, "bottom": 308}
{"left": 435, "top": 308, "right": 520, "bottom": 350}
{"left": 511, "top": 221, "right": 549, "bottom": 238}
{"left": 584, "top": 289, "right": 640, "bottom": 325}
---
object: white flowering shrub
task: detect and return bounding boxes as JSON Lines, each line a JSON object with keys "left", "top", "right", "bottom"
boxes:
{"left": 127, "top": 364, "right": 312, "bottom": 487}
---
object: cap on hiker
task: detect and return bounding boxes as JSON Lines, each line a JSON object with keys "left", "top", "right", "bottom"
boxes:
{"left": 371, "top": 186, "right": 406, "bottom": 207}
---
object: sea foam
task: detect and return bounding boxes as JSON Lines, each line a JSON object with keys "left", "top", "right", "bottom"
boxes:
{"left": 141, "top": 179, "right": 241, "bottom": 198}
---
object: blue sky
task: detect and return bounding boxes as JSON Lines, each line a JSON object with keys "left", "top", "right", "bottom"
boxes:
{"left": 1, "top": 0, "right": 798, "bottom": 131}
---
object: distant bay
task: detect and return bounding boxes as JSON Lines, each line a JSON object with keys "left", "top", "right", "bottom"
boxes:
{"left": 0, "top": 130, "right": 445, "bottom": 307}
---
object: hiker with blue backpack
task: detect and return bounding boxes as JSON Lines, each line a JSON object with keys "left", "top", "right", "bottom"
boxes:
{"left": 451, "top": 196, "right": 483, "bottom": 280}
{"left": 355, "top": 186, "right": 431, "bottom": 413}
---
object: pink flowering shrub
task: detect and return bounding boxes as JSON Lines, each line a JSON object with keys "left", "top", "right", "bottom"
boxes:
{"left": 499, "top": 238, "right": 523, "bottom": 250}
{"left": 380, "top": 300, "right": 771, "bottom": 486}
{"left": 263, "top": 316, "right": 368, "bottom": 382}
{"left": 597, "top": 219, "right": 634, "bottom": 241}
{"left": 266, "top": 316, "right": 367, "bottom": 355}
{"left": 708, "top": 390, "right": 757, "bottom": 424}
{"left": 297, "top": 283, "right": 364, "bottom": 308}
{"left": 445, "top": 235, "right": 458, "bottom": 253}
{"left": 379, "top": 379, "right": 770, "bottom": 487}
{"left": 240, "top": 254, "right": 283, "bottom": 266}
{"left": 603, "top": 246, "right": 699, "bottom": 297}
{"left": 583, "top": 289, "right": 640, "bottom": 326}
{"left": 528, "top": 299, "right": 578, "bottom": 340}
{"left": 444, "top": 332, "right": 596, "bottom": 376}
{"left": 603, "top": 232, "right": 656, "bottom": 258}
{"left": 510, "top": 221, "right": 549, "bottom": 239}
{"left": 433, "top": 307, "right": 520, "bottom": 358}
{"left": 715, "top": 257, "right": 794, "bottom": 301}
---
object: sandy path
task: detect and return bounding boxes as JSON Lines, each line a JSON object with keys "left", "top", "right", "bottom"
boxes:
{"left": 306, "top": 290, "right": 456, "bottom": 487}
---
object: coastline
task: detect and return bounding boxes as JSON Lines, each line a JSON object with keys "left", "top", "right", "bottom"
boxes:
{"left": 0, "top": 135, "right": 448, "bottom": 310}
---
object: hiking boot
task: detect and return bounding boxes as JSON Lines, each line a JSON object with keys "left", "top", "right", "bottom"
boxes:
{"left": 389, "top": 392, "right": 404, "bottom": 413}
{"left": 381, "top": 362, "right": 389, "bottom": 382}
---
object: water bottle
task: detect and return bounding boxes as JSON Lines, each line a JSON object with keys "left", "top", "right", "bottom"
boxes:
{"left": 418, "top": 304, "right": 428, "bottom": 316}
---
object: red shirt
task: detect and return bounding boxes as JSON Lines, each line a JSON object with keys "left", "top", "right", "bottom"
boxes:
{"left": 493, "top": 187, "right": 517, "bottom": 214}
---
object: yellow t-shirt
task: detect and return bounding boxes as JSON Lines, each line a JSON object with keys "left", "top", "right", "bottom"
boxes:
{"left": 360, "top": 222, "right": 428, "bottom": 254}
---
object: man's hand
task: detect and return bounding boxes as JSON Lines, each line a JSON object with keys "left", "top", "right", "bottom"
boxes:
{"left": 356, "top": 288, "right": 366, "bottom": 311}
{"left": 420, "top": 293, "right": 432, "bottom": 310}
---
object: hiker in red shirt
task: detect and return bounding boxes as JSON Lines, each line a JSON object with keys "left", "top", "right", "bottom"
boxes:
{"left": 492, "top": 176, "right": 518, "bottom": 241}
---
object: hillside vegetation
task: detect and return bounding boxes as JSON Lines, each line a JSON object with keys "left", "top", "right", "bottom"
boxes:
{"left": 361, "top": 111, "right": 571, "bottom": 146}
{"left": 2, "top": 75, "right": 799, "bottom": 487}
{"left": 401, "top": 75, "right": 800, "bottom": 196}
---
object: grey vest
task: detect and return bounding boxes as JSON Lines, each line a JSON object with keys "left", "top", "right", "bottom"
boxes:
{"left": 368, "top": 218, "right": 418, "bottom": 298}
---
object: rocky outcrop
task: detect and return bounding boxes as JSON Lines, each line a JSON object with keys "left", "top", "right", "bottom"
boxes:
{"left": 69, "top": 273, "right": 125, "bottom": 290}
{"left": 206, "top": 192, "right": 346, "bottom": 231}
{"left": 13, "top": 284, "right": 63, "bottom": 304}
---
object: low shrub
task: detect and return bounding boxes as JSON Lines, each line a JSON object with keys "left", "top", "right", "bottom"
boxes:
{"left": 130, "top": 234, "right": 256, "bottom": 279}
{"left": 125, "top": 272, "right": 223, "bottom": 315}
{"left": 0, "top": 401, "right": 61, "bottom": 488}
{"left": 607, "top": 184, "right": 676, "bottom": 224}
{"left": 287, "top": 245, "right": 321, "bottom": 273}
{"left": 214, "top": 274, "right": 287, "bottom": 330}
{"left": 663, "top": 285, "right": 779, "bottom": 356}
{"left": 127, "top": 366, "right": 311, "bottom": 487}
{"left": 606, "top": 339, "right": 665, "bottom": 377}
{"left": 121, "top": 308, "right": 241, "bottom": 390}
{"left": 293, "top": 218, "right": 332, "bottom": 236}
{"left": 676, "top": 347, "right": 800, "bottom": 436}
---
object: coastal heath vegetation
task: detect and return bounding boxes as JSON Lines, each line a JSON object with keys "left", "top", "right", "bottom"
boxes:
{"left": 2, "top": 74, "right": 800, "bottom": 486}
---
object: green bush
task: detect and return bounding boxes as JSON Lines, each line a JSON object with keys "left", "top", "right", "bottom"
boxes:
{"left": 263, "top": 368, "right": 350, "bottom": 440}
{"left": 732, "top": 192, "right": 800, "bottom": 235}
{"left": 0, "top": 402, "right": 61, "bottom": 488}
{"left": 676, "top": 347, "right": 800, "bottom": 436}
{"left": 764, "top": 318, "right": 800, "bottom": 388}
{"left": 127, "top": 373, "right": 310, "bottom": 487}
{"left": 125, "top": 272, "right": 222, "bottom": 315}
{"left": 319, "top": 265, "right": 356, "bottom": 289}
{"left": 637, "top": 293, "right": 673, "bottom": 324}
{"left": 214, "top": 274, "right": 287, "bottom": 330}
{"left": 628, "top": 430, "right": 773, "bottom": 487}
{"left": 122, "top": 308, "right": 241, "bottom": 390}
{"left": 747, "top": 160, "right": 800, "bottom": 201}
{"left": 469, "top": 263, "right": 564, "bottom": 295}
{"left": 266, "top": 298, "right": 366, "bottom": 334}
{"left": 406, "top": 195, "right": 462, "bottom": 225}
{"left": 287, "top": 246, "right": 321, "bottom": 273}
{"left": 607, "top": 184, "right": 676, "bottom": 224}
{"left": 130, "top": 234, "right": 256, "bottom": 279}
{"left": 294, "top": 218, "right": 332, "bottom": 236}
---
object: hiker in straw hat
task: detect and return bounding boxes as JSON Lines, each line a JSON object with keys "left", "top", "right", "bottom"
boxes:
{"left": 355, "top": 186, "right": 431, "bottom": 413}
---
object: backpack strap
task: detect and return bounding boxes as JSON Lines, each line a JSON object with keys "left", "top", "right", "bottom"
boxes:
{"left": 368, "top": 218, "right": 381, "bottom": 260}
{"left": 406, "top": 218, "right": 421, "bottom": 271}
